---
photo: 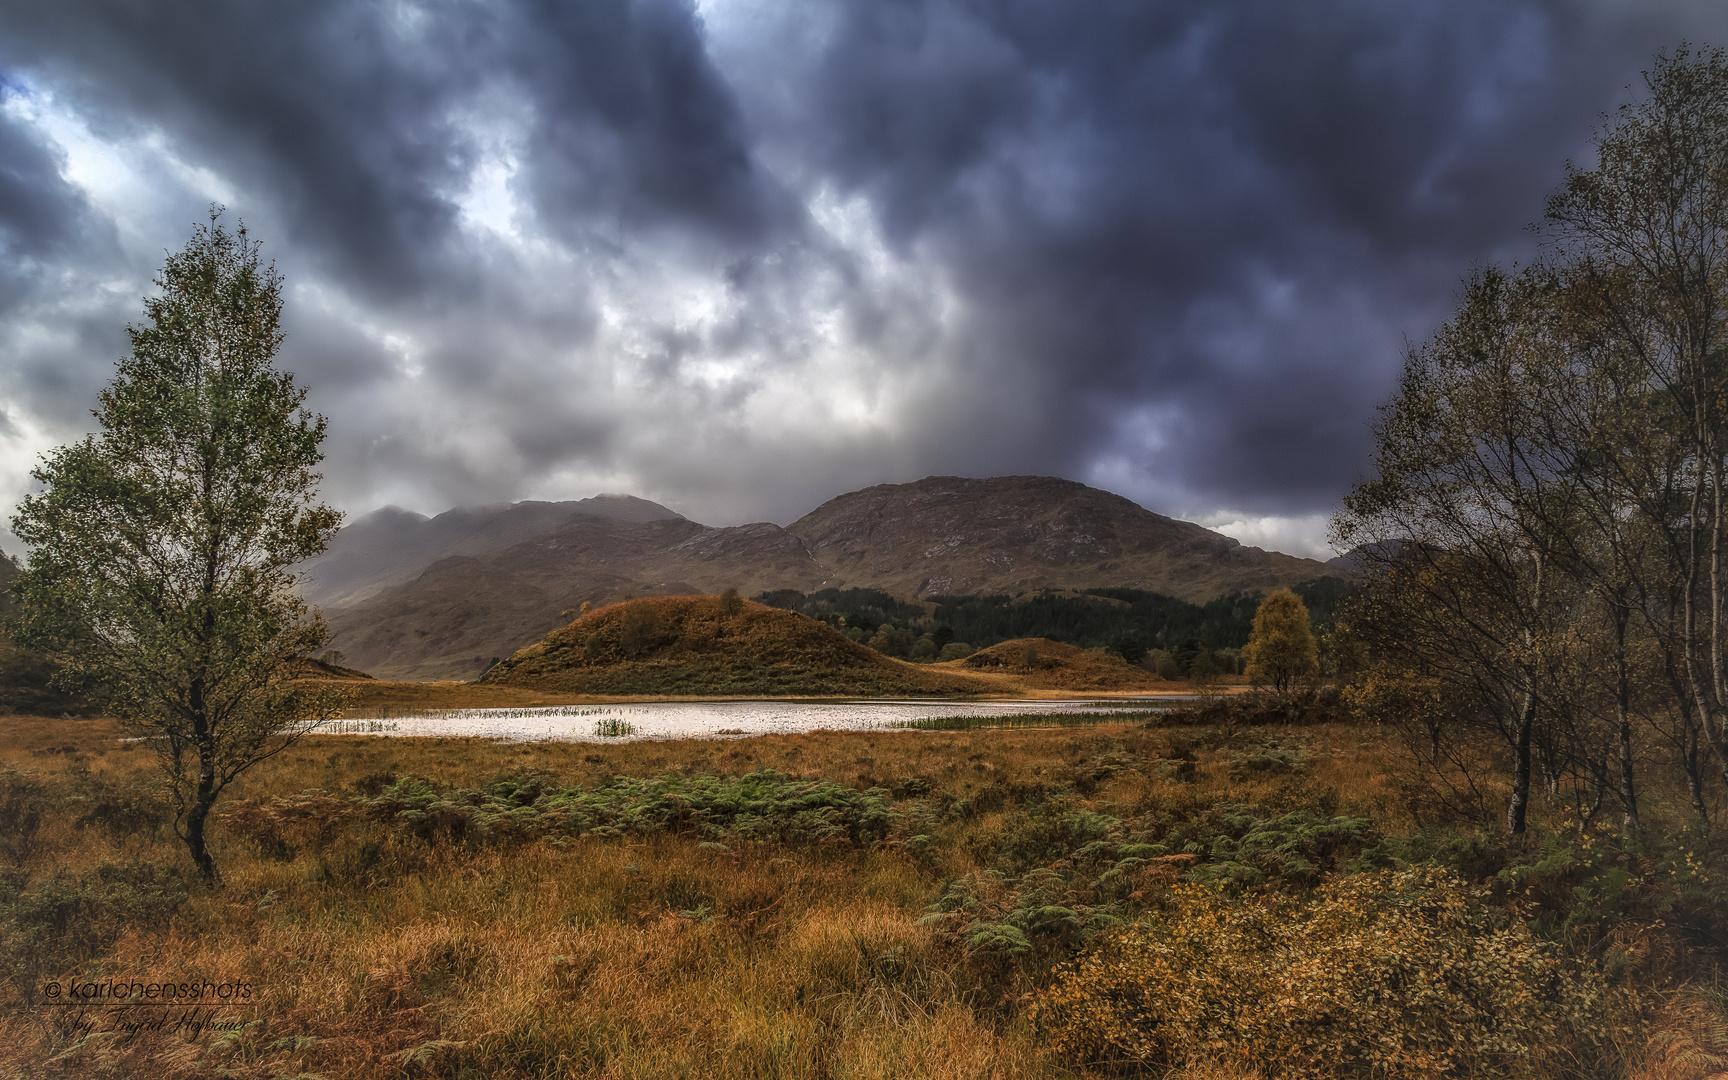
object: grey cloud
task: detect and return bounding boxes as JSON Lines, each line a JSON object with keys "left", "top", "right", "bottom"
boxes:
{"left": 0, "top": 0, "right": 1726, "bottom": 544}
{"left": 0, "top": 105, "right": 84, "bottom": 261}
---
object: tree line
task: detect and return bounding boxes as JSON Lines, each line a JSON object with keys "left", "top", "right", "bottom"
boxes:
{"left": 755, "top": 580, "right": 1354, "bottom": 670}
{"left": 1335, "top": 46, "right": 1728, "bottom": 835}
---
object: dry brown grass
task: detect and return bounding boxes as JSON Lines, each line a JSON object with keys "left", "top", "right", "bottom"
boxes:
{"left": 1632, "top": 986, "right": 1728, "bottom": 1080}
{"left": 0, "top": 711, "right": 1413, "bottom": 1078}
{"left": 0, "top": 707, "right": 1708, "bottom": 1079}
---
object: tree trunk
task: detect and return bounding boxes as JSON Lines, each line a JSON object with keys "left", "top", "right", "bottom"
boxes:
{"left": 182, "top": 786, "right": 221, "bottom": 885}
{"left": 1508, "top": 687, "right": 1535, "bottom": 835}
{"left": 1615, "top": 707, "right": 1640, "bottom": 834}
{"left": 185, "top": 672, "right": 223, "bottom": 886}
{"left": 1613, "top": 605, "right": 1642, "bottom": 833}
{"left": 1685, "top": 731, "right": 1710, "bottom": 822}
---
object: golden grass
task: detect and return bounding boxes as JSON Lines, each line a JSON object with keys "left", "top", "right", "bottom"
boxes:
{"left": 0, "top": 711, "right": 1413, "bottom": 1078}
{"left": 0, "top": 707, "right": 1706, "bottom": 1078}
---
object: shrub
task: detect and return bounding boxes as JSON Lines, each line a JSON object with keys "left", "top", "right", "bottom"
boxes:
{"left": 0, "top": 861, "right": 188, "bottom": 999}
{"left": 619, "top": 602, "right": 664, "bottom": 658}
{"left": 367, "top": 769, "right": 894, "bottom": 848}
{"left": 868, "top": 624, "right": 914, "bottom": 657}
{"left": 937, "top": 641, "right": 975, "bottom": 661}
{"left": 70, "top": 772, "right": 169, "bottom": 847}
{"left": 1034, "top": 867, "right": 1638, "bottom": 1078}
{"left": 0, "top": 769, "right": 49, "bottom": 866}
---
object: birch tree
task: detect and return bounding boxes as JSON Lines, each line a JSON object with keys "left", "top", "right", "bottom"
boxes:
{"left": 10, "top": 212, "right": 344, "bottom": 884}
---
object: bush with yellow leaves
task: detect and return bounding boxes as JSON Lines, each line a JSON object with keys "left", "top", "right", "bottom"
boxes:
{"left": 1033, "top": 867, "right": 1640, "bottom": 1079}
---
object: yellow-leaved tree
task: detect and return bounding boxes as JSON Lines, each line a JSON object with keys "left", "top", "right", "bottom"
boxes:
{"left": 1242, "top": 589, "right": 1317, "bottom": 696}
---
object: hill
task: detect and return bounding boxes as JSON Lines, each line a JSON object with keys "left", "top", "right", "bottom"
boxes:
{"left": 788, "top": 475, "right": 1331, "bottom": 604}
{"left": 0, "top": 634, "right": 97, "bottom": 716}
{"left": 483, "top": 595, "right": 990, "bottom": 697}
{"left": 0, "top": 550, "right": 100, "bottom": 716}
{"left": 0, "top": 547, "right": 16, "bottom": 620}
{"left": 285, "top": 655, "right": 376, "bottom": 681}
{"left": 955, "top": 637, "right": 1170, "bottom": 692}
{"left": 314, "top": 476, "right": 1347, "bottom": 680}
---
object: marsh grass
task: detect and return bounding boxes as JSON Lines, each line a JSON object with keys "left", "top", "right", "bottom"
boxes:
{"left": 0, "top": 712, "right": 1718, "bottom": 1078}
{"left": 889, "top": 709, "right": 1167, "bottom": 732}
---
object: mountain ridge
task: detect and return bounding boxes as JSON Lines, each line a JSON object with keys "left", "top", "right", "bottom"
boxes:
{"left": 310, "top": 475, "right": 1346, "bottom": 679}
{"left": 785, "top": 475, "right": 1316, "bottom": 603}
{"left": 300, "top": 494, "right": 682, "bottom": 608}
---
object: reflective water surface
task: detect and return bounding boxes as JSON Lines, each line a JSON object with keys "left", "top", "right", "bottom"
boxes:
{"left": 327, "top": 697, "right": 1192, "bottom": 743}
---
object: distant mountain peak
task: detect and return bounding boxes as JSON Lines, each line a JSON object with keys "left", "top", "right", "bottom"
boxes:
{"left": 312, "top": 474, "right": 1348, "bottom": 679}
{"left": 786, "top": 474, "right": 1333, "bottom": 603}
{"left": 301, "top": 492, "right": 684, "bottom": 610}
{"left": 569, "top": 493, "right": 685, "bottom": 521}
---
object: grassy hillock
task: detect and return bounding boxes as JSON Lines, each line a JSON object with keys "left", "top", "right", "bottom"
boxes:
{"left": 483, "top": 595, "right": 992, "bottom": 697}
{"left": 956, "top": 637, "right": 1169, "bottom": 691}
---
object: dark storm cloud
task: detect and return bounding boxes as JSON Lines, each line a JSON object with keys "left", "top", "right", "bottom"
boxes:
{"left": 0, "top": 0, "right": 780, "bottom": 300}
{"left": 0, "top": 105, "right": 83, "bottom": 260}
{"left": 0, "top": 0, "right": 1724, "bottom": 553}
{"left": 746, "top": 0, "right": 1698, "bottom": 514}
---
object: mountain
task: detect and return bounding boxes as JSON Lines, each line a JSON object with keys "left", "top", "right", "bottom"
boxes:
{"left": 300, "top": 494, "right": 681, "bottom": 608}
{"left": 321, "top": 515, "right": 837, "bottom": 680}
{"left": 787, "top": 475, "right": 1330, "bottom": 604}
{"left": 314, "top": 476, "right": 1346, "bottom": 679}
{"left": 1327, "top": 540, "right": 1408, "bottom": 576}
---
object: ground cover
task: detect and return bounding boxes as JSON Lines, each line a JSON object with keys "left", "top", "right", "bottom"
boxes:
{"left": 0, "top": 704, "right": 1721, "bottom": 1078}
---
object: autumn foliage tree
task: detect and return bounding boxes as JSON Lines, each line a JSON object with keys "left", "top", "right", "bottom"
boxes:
{"left": 1336, "top": 46, "right": 1728, "bottom": 835}
{"left": 1242, "top": 589, "right": 1318, "bottom": 697}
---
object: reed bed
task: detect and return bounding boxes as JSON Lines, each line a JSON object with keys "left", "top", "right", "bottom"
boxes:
{"left": 888, "top": 709, "right": 1168, "bottom": 732}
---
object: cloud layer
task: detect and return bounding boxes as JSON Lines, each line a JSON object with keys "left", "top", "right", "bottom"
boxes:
{"left": 0, "top": 0, "right": 1724, "bottom": 557}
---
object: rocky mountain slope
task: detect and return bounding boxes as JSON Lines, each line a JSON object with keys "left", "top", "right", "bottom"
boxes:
{"left": 321, "top": 516, "right": 837, "bottom": 680}
{"left": 314, "top": 476, "right": 1345, "bottom": 679}
{"left": 300, "top": 494, "right": 681, "bottom": 608}
{"left": 788, "top": 475, "right": 1327, "bottom": 605}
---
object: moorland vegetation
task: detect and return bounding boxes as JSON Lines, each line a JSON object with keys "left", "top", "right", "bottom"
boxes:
{"left": 0, "top": 700, "right": 1721, "bottom": 1078}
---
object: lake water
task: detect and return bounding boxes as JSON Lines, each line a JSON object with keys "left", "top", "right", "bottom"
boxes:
{"left": 325, "top": 697, "right": 1191, "bottom": 743}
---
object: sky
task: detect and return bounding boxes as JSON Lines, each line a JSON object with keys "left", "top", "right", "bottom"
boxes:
{"left": 1, "top": 1, "right": 1725, "bottom": 560}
